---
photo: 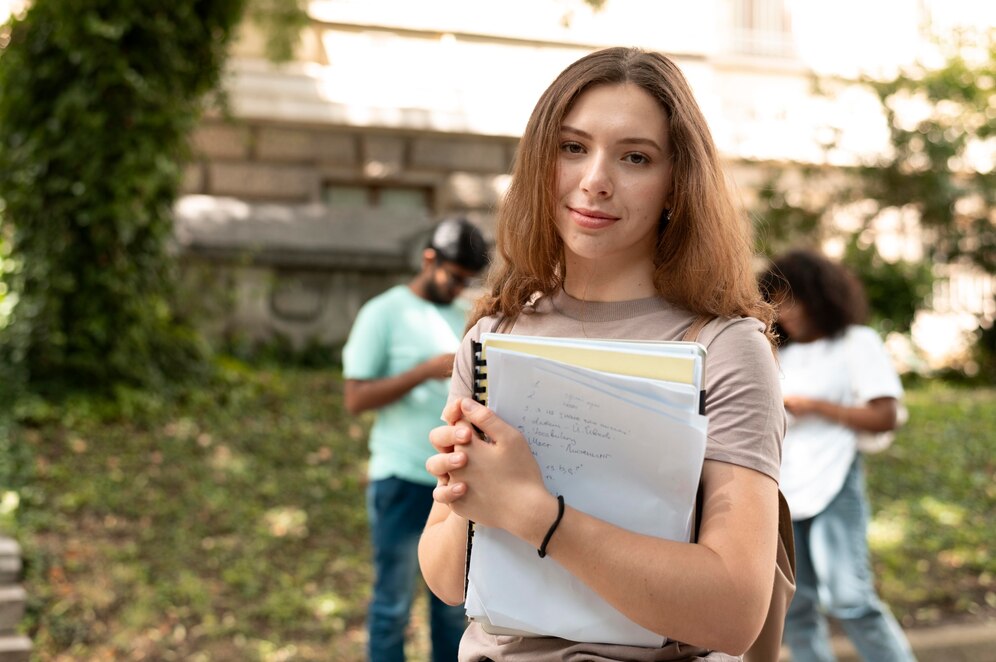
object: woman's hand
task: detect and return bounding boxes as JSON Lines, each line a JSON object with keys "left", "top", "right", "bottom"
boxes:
{"left": 426, "top": 415, "right": 474, "bottom": 504}
{"left": 432, "top": 398, "right": 551, "bottom": 534}
{"left": 784, "top": 394, "right": 898, "bottom": 431}
{"left": 424, "top": 398, "right": 555, "bottom": 557}
{"left": 448, "top": 398, "right": 550, "bottom": 532}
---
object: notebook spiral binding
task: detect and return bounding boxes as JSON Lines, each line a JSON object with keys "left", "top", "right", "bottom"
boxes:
{"left": 464, "top": 339, "right": 487, "bottom": 598}
{"left": 470, "top": 340, "right": 487, "bottom": 403}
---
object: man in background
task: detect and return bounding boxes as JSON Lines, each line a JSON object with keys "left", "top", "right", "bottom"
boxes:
{"left": 342, "top": 217, "right": 489, "bottom": 662}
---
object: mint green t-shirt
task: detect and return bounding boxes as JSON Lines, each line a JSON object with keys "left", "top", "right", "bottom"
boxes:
{"left": 342, "top": 285, "right": 467, "bottom": 486}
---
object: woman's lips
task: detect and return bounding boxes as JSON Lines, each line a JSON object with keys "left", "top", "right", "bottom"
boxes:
{"left": 569, "top": 207, "right": 619, "bottom": 229}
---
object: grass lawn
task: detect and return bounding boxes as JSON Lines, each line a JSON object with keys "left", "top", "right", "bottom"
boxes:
{"left": 864, "top": 381, "right": 995, "bottom": 627}
{"left": 1, "top": 366, "right": 993, "bottom": 660}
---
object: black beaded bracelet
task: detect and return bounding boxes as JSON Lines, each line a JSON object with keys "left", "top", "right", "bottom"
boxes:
{"left": 537, "top": 494, "right": 565, "bottom": 558}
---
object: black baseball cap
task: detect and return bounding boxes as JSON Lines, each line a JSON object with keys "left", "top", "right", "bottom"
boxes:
{"left": 428, "top": 217, "right": 490, "bottom": 272}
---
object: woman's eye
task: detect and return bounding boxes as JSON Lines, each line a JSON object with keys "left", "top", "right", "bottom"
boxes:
{"left": 560, "top": 141, "right": 585, "bottom": 154}
{"left": 624, "top": 153, "right": 649, "bottom": 165}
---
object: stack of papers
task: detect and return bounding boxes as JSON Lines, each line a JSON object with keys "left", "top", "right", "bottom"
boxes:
{"left": 464, "top": 334, "right": 709, "bottom": 646}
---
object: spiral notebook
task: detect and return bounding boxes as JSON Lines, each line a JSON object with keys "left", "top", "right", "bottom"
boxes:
{"left": 462, "top": 333, "right": 709, "bottom": 646}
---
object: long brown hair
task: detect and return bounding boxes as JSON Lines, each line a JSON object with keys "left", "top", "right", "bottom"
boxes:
{"left": 471, "top": 47, "right": 774, "bottom": 336}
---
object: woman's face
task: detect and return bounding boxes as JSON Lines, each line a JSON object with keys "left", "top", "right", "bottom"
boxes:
{"left": 774, "top": 291, "right": 817, "bottom": 342}
{"left": 554, "top": 83, "right": 672, "bottom": 270}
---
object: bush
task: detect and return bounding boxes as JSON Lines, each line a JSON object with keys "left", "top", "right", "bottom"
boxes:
{"left": 841, "top": 236, "right": 934, "bottom": 334}
{"left": 0, "top": 0, "right": 246, "bottom": 395}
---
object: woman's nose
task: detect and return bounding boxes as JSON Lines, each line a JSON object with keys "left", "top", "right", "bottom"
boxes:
{"left": 580, "top": 154, "right": 612, "bottom": 197}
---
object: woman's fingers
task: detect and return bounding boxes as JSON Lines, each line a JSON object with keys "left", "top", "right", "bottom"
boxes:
{"left": 459, "top": 398, "right": 516, "bottom": 440}
{"left": 426, "top": 448, "right": 469, "bottom": 505}
{"left": 425, "top": 448, "right": 467, "bottom": 477}
{"left": 428, "top": 421, "right": 474, "bottom": 454}
{"left": 432, "top": 480, "right": 467, "bottom": 504}
{"left": 426, "top": 399, "right": 531, "bottom": 509}
{"left": 440, "top": 395, "right": 464, "bottom": 425}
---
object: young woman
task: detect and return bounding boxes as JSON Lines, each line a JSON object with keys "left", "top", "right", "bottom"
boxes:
{"left": 759, "top": 250, "right": 916, "bottom": 662}
{"left": 418, "top": 47, "right": 785, "bottom": 661}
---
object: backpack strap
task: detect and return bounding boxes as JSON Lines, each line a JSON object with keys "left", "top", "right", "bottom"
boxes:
{"left": 682, "top": 314, "right": 797, "bottom": 662}
{"left": 683, "top": 315, "right": 713, "bottom": 543}
{"left": 681, "top": 315, "right": 712, "bottom": 343}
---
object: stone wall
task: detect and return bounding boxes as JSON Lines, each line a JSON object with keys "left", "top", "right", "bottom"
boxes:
{"left": 182, "top": 118, "right": 517, "bottom": 212}
{"left": 0, "top": 537, "right": 30, "bottom": 662}
{"left": 175, "top": 118, "right": 514, "bottom": 351}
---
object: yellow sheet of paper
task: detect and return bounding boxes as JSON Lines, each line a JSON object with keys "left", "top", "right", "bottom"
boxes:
{"left": 482, "top": 336, "right": 698, "bottom": 385}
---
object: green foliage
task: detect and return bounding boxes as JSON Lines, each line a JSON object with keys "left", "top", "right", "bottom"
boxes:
{"left": 753, "top": 167, "right": 826, "bottom": 257}
{"left": 841, "top": 237, "right": 934, "bottom": 334}
{"left": 860, "top": 36, "right": 996, "bottom": 272}
{"left": 752, "top": 169, "right": 933, "bottom": 336}
{"left": 0, "top": 0, "right": 247, "bottom": 395}
{"left": 245, "top": 0, "right": 310, "bottom": 62}
{"left": 974, "top": 320, "right": 996, "bottom": 383}
{"left": 754, "top": 34, "right": 994, "bottom": 367}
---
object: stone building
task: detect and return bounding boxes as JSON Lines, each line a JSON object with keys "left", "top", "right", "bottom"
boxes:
{"left": 173, "top": 0, "right": 993, "bottom": 362}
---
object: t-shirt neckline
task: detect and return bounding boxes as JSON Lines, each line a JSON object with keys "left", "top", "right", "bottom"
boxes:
{"left": 549, "top": 287, "right": 670, "bottom": 323}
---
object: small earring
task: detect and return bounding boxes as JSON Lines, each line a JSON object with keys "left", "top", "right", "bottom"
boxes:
{"left": 662, "top": 208, "right": 672, "bottom": 225}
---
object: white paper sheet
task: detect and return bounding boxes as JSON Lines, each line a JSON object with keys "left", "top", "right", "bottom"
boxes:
{"left": 467, "top": 348, "right": 708, "bottom": 646}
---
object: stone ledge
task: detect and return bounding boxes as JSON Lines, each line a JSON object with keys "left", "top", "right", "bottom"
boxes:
{"left": 173, "top": 195, "right": 440, "bottom": 271}
{"left": 0, "top": 635, "right": 32, "bottom": 662}
{"left": 0, "top": 586, "right": 25, "bottom": 633}
{"left": 0, "top": 539, "right": 20, "bottom": 586}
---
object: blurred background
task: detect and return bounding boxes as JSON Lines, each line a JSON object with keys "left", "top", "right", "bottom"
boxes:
{"left": 0, "top": 1, "right": 993, "bottom": 660}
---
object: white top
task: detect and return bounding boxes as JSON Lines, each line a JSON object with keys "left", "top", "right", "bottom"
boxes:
{"left": 779, "top": 325, "right": 903, "bottom": 520}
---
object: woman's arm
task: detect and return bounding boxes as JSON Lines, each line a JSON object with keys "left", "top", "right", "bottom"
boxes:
{"left": 784, "top": 395, "right": 898, "bottom": 432}
{"left": 418, "top": 500, "right": 472, "bottom": 604}
{"left": 418, "top": 397, "right": 478, "bottom": 604}
{"left": 431, "top": 397, "right": 778, "bottom": 654}
{"left": 552, "top": 459, "right": 777, "bottom": 654}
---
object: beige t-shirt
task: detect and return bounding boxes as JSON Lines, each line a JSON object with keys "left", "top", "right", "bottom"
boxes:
{"left": 450, "top": 289, "right": 785, "bottom": 662}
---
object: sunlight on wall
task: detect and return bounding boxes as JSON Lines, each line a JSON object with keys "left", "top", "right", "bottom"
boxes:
{"left": 312, "top": 28, "right": 584, "bottom": 136}
{"left": 790, "top": 0, "right": 920, "bottom": 78}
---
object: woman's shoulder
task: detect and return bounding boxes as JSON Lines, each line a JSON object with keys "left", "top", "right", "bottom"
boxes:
{"left": 465, "top": 315, "right": 497, "bottom": 341}
{"left": 844, "top": 324, "right": 883, "bottom": 343}
{"left": 840, "top": 324, "right": 891, "bottom": 359}
{"left": 465, "top": 292, "right": 547, "bottom": 338}
{"left": 699, "top": 315, "right": 770, "bottom": 350}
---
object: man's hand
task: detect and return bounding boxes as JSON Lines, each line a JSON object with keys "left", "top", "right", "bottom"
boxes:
{"left": 420, "top": 353, "right": 456, "bottom": 380}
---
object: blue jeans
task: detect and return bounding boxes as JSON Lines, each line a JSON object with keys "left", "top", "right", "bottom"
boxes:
{"left": 784, "top": 457, "right": 916, "bottom": 662}
{"left": 367, "top": 477, "right": 467, "bottom": 662}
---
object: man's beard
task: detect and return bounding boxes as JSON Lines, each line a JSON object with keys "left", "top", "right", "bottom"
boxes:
{"left": 423, "top": 278, "right": 455, "bottom": 305}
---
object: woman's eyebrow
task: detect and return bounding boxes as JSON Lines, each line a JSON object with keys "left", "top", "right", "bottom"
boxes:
{"left": 561, "top": 125, "right": 664, "bottom": 152}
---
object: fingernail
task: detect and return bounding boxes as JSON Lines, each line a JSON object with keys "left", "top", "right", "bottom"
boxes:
{"left": 452, "top": 482, "right": 465, "bottom": 495}
{"left": 455, "top": 427, "right": 470, "bottom": 442}
{"left": 461, "top": 398, "right": 481, "bottom": 412}
{"left": 451, "top": 451, "right": 465, "bottom": 466}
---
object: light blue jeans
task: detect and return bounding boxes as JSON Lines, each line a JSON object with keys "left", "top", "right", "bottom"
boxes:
{"left": 367, "top": 477, "right": 467, "bottom": 662}
{"left": 784, "top": 456, "right": 917, "bottom": 662}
